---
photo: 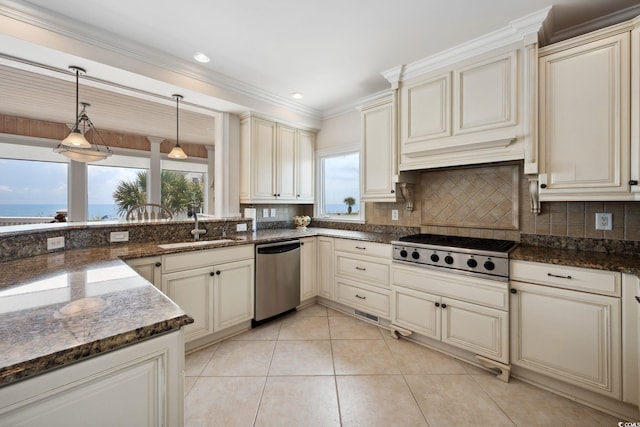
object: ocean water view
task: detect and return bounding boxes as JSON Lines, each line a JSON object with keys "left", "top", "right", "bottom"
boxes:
{"left": 0, "top": 204, "right": 119, "bottom": 220}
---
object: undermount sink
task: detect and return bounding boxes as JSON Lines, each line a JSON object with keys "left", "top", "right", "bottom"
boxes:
{"left": 158, "top": 239, "right": 236, "bottom": 250}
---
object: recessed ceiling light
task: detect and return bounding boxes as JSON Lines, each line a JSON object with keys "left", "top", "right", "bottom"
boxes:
{"left": 290, "top": 92, "right": 303, "bottom": 99}
{"left": 194, "top": 52, "right": 210, "bottom": 63}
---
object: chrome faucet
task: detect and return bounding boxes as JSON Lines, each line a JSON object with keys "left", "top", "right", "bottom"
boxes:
{"left": 189, "top": 208, "right": 207, "bottom": 240}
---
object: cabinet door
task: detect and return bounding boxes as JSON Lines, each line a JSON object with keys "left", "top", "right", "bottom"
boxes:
{"left": 400, "top": 73, "right": 451, "bottom": 150}
{"left": 276, "top": 124, "right": 297, "bottom": 200}
{"left": 214, "top": 259, "right": 254, "bottom": 331}
{"left": 453, "top": 52, "right": 517, "bottom": 135}
{"left": 252, "top": 118, "right": 277, "bottom": 200}
{"left": 510, "top": 281, "right": 621, "bottom": 399}
{"left": 317, "top": 236, "right": 335, "bottom": 300}
{"left": 362, "top": 100, "right": 396, "bottom": 201}
{"left": 539, "top": 33, "right": 631, "bottom": 198}
{"left": 441, "top": 297, "right": 508, "bottom": 364}
{"left": 126, "top": 256, "right": 162, "bottom": 290}
{"left": 300, "top": 237, "right": 317, "bottom": 301}
{"left": 162, "top": 267, "right": 214, "bottom": 343}
{"left": 296, "top": 130, "right": 315, "bottom": 202}
{"left": 391, "top": 285, "right": 440, "bottom": 340}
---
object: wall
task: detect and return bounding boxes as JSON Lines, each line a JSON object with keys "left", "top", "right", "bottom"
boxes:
{"left": 316, "top": 110, "right": 360, "bottom": 152}
{"left": 366, "top": 161, "right": 640, "bottom": 243}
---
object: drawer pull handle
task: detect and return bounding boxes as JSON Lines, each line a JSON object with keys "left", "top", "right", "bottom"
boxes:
{"left": 355, "top": 294, "right": 366, "bottom": 300}
{"left": 355, "top": 266, "right": 366, "bottom": 271}
{"left": 155, "top": 262, "right": 162, "bottom": 267}
{"left": 547, "top": 273, "right": 572, "bottom": 279}
{"left": 635, "top": 296, "right": 640, "bottom": 304}
{"left": 355, "top": 246, "right": 367, "bottom": 250}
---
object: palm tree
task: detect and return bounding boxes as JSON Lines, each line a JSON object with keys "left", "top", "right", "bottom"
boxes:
{"left": 113, "top": 170, "right": 203, "bottom": 217}
{"left": 343, "top": 196, "right": 356, "bottom": 214}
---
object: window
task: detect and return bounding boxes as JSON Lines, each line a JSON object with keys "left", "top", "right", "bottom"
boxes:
{"left": 316, "top": 150, "right": 363, "bottom": 221}
{"left": 88, "top": 164, "right": 147, "bottom": 220}
{"left": 0, "top": 158, "right": 68, "bottom": 220}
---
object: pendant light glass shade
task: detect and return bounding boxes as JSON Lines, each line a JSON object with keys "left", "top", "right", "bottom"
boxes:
{"left": 168, "top": 94, "right": 188, "bottom": 159}
{"left": 56, "top": 66, "right": 112, "bottom": 162}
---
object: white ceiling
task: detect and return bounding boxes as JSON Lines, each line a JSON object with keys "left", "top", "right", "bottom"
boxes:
{"left": 1, "top": 0, "right": 639, "bottom": 128}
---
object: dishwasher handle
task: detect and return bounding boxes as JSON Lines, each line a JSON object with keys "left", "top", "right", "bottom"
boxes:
{"left": 256, "top": 241, "right": 300, "bottom": 255}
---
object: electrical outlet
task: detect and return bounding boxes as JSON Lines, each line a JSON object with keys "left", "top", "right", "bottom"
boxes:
{"left": 391, "top": 209, "right": 399, "bottom": 221}
{"left": 236, "top": 223, "right": 247, "bottom": 232}
{"left": 110, "top": 231, "right": 129, "bottom": 242}
{"left": 595, "top": 213, "right": 613, "bottom": 231}
{"left": 262, "top": 208, "right": 269, "bottom": 218}
{"left": 270, "top": 208, "right": 277, "bottom": 218}
{"left": 47, "top": 236, "right": 65, "bottom": 251}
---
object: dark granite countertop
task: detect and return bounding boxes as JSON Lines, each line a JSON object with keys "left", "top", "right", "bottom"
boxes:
{"left": 510, "top": 245, "right": 640, "bottom": 277}
{"left": 0, "top": 227, "right": 401, "bottom": 387}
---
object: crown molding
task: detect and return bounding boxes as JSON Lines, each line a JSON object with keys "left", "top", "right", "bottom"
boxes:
{"left": 548, "top": 4, "right": 640, "bottom": 45}
{"left": 0, "top": 1, "right": 323, "bottom": 120}
{"left": 383, "top": 6, "right": 551, "bottom": 83}
{"left": 321, "top": 88, "right": 392, "bottom": 120}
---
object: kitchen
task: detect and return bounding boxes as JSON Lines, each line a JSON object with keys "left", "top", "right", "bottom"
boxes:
{"left": 1, "top": 0, "right": 640, "bottom": 426}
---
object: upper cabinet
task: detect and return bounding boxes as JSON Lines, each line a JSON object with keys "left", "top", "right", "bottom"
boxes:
{"left": 240, "top": 115, "right": 315, "bottom": 204}
{"left": 538, "top": 18, "right": 640, "bottom": 201}
{"left": 360, "top": 97, "right": 397, "bottom": 202}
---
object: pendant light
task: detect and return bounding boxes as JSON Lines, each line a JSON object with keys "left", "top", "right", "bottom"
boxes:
{"left": 168, "top": 94, "right": 188, "bottom": 159}
{"left": 55, "top": 66, "right": 112, "bottom": 162}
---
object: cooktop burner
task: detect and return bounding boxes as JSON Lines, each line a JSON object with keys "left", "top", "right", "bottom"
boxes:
{"left": 392, "top": 234, "right": 517, "bottom": 281}
{"left": 397, "top": 234, "right": 517, "bottom": 253}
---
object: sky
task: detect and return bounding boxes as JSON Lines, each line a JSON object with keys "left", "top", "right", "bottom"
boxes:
{"left": 323, "top": 153, "right": 359, "bottom": 206}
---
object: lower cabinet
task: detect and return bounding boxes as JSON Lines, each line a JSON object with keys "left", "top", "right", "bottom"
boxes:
{"left": 0, "top": 331, "right": 185, "bottom": 427}
{"left": 391, "top": 263, "right": 509, "bottom": 364}
{"left": 300, "top": 237, "right": 317, "bottom": 302}
{"left": 336, "top": 277, "right": 391, "bottom": 318}
{"left": 160, "top": 245, "right": 254, "bottom": 344}
{"left": 510, "top": 280, "right": 622, "bottom": 399}
{"left": 317, "top": 236, "right": 335, "bottom": 300}
{"left": 125, "top": 256, "right": 162, "bottom": 289}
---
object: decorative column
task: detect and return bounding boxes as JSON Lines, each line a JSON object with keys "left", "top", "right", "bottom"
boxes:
{"left": 67, "top": 160, "right": 87, "bottom": 222}
{"left": 147, "top": 136, "right": 163, "bottom": 205}
{"left": 206, "top": 144, "right": 215, "bottom": 215}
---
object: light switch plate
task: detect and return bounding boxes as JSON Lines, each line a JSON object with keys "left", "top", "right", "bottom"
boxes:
{"left": 391, "top": 209, "right": 399, "bottom": 221}
{"left": 262, "top": 208, "right": 269, "bottom": 218}
{"left": 110, "top": 231, "right": 129, "bottom": 242}
{"left": 47, "top": 236, "right": 65, "bottom": 251}
{"left": 236, "top": 223, "right": 248, "bottom": 232}
{"left": 595, "top": 213, "right": 612, "bottom": 231}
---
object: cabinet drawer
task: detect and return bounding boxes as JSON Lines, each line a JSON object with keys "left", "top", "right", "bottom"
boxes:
{"left": 336, "top": 278, "right": 390, "bottom": 318}
{"left": 510, "top": 260, "right": 620, "bottom": 297}
{"left": 392, "top": 264, "right": 508, "bottom": 310}
{"left": 162, "top": 244, "right": 253, "bottom": 273}
{"left": 335, "top": 254, "right": 390, "bottom": 288}
{"left": 334, "top": 238, "right": 392, "bottom": 259}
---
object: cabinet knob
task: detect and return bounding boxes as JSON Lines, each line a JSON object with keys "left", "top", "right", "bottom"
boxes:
{"left": 300, "top": 242, "right": 304, "bottom": 246}
{"left": 273, "top": 193, "right": 277, "bottom": 197}
{"left": 630, "top": 180, "right": 638, "bottom": 186}
{"left": 210, "top": 271, "right": 215, "bottom": 276}
{"left": 390, "top": 189, "right": 395, "bottom": 194}
{"left": 297, "top": 194, "right": 300, "bottom": 197}
{"left": 540, "top": 184, "right": 547, "bottom": 189}
{"left": 441, "top": 303, "right": 447, "bottom": 309}
{"left": 216, "top": 270, "right": 221, "bottom": 275}
{"left": 155, "top": 262, "right": 162, "bottom": 267}
{"left": 510, "top": 288, "right": 517, "bottom": 294}
{"left": 435, "top": 302, "right": 440, "bottom": 307}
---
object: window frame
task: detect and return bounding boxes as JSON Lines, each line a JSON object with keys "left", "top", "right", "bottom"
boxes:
{"left": 314, "top": 146, "right": 364, "bottom": 223}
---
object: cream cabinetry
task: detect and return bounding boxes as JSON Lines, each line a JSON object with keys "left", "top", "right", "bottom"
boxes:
{"left": 126, "top": 256, "right": 162, "bottom": 289}
{"left": 316, "top": 236, "right": 335, "bottom": 300}
{"left": 537, "top": 18, "right": 640, "bottom": 201}
{"left": 360, "top": 97, "right": 397, "bottom": 201}
{"left": 161, "top": 245, "right": 254, "bottom": 344}
{"left": 391, "top": 263, "right": 509, "bottom": 364}
{"left": 240, "top": 115, "right": 315, "bottom": 204}
{"left": 334, "top": 238, "right": 392, "bottom": 319}
{"left": 300, "top": 237, "right": 317, "bottom": 302}
{"left": 510, "top": 260, "right": 622, "bottom": 399}
{"left": 0, "top": 331, "right": 185, "bottom": 427}
{"left": 397, "top": 48, "right": 529, "bottom": 170}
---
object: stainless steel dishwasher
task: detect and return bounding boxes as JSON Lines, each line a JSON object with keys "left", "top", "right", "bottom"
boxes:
{"left": 254, "top": 240, "right": 301, "bottom": 323}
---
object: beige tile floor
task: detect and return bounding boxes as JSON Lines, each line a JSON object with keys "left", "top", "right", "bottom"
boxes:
{"left": 184, "top": 304, "right": 620, "bottom": 427}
